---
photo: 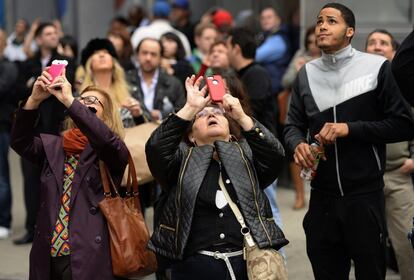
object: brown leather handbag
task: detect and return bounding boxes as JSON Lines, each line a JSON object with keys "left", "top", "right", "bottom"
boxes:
{"left": 98, "top": 155, "right": 157, "bottom": 278}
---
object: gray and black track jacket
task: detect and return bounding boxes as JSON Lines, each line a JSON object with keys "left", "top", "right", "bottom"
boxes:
{"left": 284, "top": 45, "right": 414, "bottom": 196}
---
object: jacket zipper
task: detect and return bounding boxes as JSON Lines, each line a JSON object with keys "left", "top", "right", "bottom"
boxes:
{"left": 175, "top": 147, "right": 193, "bottom": 250}
{"left": 333, "top": 106, "right": 345, "bottom": 196}
{"left": 372, "top": 145, "right": 381, "bottom": 170}
{"left": 235, "top": 142, "right": 272, "bottom": 246}
{"left": 159, "top": 224, "right": 176, "bottom": 232}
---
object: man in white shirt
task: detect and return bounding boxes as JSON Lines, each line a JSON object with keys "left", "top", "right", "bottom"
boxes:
{"left": 4, "top": 19, "right": 29, "bottom": 62}
{"left": 127, "top": 38, "right": 186, "bottom": 121}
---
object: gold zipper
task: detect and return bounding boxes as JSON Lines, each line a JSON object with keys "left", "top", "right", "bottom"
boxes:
{"left": 159, "top": 224, "right": 176, "bottom": 232}
{"left": 235, "top": 142, "right": 272, "bottom": 246}
{"left": 175, "top": 147, "right": 193, "bottom": 250}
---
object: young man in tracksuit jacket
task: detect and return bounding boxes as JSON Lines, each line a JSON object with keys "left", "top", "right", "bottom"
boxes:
{"left": 284, "top": 3, "right": 414, "bottom": 279}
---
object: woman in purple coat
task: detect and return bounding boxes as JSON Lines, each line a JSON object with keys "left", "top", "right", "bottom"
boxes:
{"left": 11, "top": 69, "right": 128, "bottom": 280}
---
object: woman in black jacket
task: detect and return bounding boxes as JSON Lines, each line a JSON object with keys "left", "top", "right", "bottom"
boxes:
{"left": 145, "top": 75, "right": 288, "bottom": 280}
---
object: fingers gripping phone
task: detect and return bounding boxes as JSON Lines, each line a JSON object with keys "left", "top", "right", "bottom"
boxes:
{"left": 48, "top": 59, "right": 68, "bottom": 82}
{"left": 206, "top": 75, "right": 226, "bottom": 103}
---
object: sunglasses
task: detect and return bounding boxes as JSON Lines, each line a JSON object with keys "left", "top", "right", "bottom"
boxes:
{"left": 78, "top": 95, "right": 104, "bottom": 109}
{"left": 195, "top": 107, "right": 225, "bottom": 119}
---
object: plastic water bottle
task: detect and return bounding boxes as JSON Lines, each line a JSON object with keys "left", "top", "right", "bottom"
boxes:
{"left": 408, "top": 217, "right": 414, "bottom": 249}
{"left": 300, "top": 142, "right": 324, "bottom": 181}
{"left": 162, "top": 96, "right": 174, "bottom": 115}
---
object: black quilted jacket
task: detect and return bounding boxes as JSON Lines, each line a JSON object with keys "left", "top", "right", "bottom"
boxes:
{"left": 145, "top": 114, "right": 289, "bottom": 260}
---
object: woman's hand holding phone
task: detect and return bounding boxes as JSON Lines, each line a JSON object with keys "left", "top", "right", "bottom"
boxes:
{"left": 48, "top": 60, "right": 68, "bottom": 83}
{"left": 222, "top": 94, "right": 254, "bottom": 131}
{"left": 48, "top": 68, "right": 74, "bottom": 108}
{"left": 177, "top": 75, "right": 210, "bottom": 121}
{"left": 25, "top": 60, "right": 71, "bottom": 109}
{"left": 24, "top": 68, "right": 53, "bottom": 110}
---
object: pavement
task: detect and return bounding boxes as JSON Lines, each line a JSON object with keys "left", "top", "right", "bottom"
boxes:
{"left": 0, "top": 150, "right": 401, "bottom": 279}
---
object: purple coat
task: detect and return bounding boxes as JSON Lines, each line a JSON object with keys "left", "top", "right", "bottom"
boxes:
{"left": 11, "top": 100, "right": 129, "bottom": 280}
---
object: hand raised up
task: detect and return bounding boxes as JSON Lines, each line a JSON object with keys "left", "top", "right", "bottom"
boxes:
{"left": 177, "top": 75, "right": 210, "bottom": 121}
{"left": 24, "top": 69, "right": 52, "bottom": 110}
{"left": 47, "top": 68, "right": 74, "bottom": 108}
{"left": 222, "top": 94, "right": 253, "bottom": 131}
{"left": 185, "top": 75, "right": 209, "bottom": 110}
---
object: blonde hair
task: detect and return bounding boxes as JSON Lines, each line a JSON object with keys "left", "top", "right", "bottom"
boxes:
{"left": 81, "top": 56, "right": 130, "bottom": 106}
{"left": 65, "top": 86, "right": 125, "bottom": 139}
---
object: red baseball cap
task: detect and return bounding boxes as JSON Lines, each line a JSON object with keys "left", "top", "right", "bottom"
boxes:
{"left": 212, "top": 9, "right": 233, "bottom": 28}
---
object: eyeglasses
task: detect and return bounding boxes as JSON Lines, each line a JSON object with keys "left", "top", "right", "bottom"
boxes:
{"left": 78, "top": 95, "right": 104, "bottom": 109}
{"left": 195, "top": 107, "right": 225, "bottom": 119}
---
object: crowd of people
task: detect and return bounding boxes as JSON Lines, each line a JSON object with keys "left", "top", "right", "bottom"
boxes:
{"left": 1, "top": 1, "right": 414, "bottom": 279}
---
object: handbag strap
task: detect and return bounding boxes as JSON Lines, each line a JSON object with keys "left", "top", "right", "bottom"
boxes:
{"left": 123, "top": 155, "right": 137, "bottom": 195}
{"left": 218, "top": 173, "right": 255, "bottom": 247}
{"left": 99, "top": 160, "right": 118, "bottom": 197}
{"left": 99, "top": 152, "right": 142, "bottom": 210}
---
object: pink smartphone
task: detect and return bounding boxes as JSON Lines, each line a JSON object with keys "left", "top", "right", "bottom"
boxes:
{"left": 48, "top": 60, "right": 68, "bottom": 82}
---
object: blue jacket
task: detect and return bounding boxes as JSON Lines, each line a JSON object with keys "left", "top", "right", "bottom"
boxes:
{"left": 256, "top": 26, "right": 291, "bottom": 94}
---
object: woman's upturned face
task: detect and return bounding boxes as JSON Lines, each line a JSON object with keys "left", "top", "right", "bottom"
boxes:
{"left": 161, "top": 37, "right": 178, "bottom": 59}
{"left": 190, "top": 106, "right": 230, "bottom": 146}
{"left": 90, "top": 49, "right": 114, "bottom": 72}
{"left": 79, "top": 90, "right": 105, "bottom": 120}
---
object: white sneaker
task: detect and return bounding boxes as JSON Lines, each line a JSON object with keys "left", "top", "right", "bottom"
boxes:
{"left": 0, "top": 226, "right": 11, "bottom": 239}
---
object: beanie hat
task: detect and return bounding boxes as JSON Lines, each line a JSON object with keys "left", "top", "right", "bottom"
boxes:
{"left": 153, "top": 1, "right": 171, "bottom": 18}
{"left": 80, "top": 38, "right": 118, "bottom": 66}
{"left": 212, "top": 9, "right": 233, "bottom": 29}
{"left": 172, "top": 0, "right": 189, "bottom": 9}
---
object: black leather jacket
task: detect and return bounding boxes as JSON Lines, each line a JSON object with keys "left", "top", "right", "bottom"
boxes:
{"left": 145, "top": 114, "right": 288, "bottom": 260}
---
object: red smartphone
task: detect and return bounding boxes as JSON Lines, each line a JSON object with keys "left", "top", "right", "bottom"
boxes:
{"left": 206, "top": 75, "right": 226, "bottom": 103}
{"left": 48, "top": 60, "right": 68, "bottom": 82}
{"left": 194, "top": 63, "right": 208, "bottom": 82}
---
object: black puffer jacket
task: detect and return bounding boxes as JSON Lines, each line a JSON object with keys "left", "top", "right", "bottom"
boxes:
{"left": 145, "top": 113, "right": 288, "bottom": 260}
